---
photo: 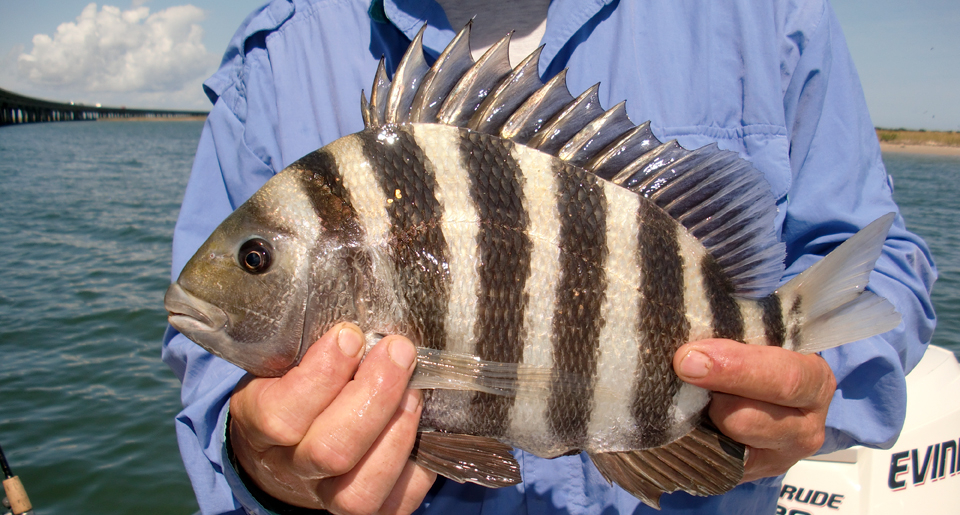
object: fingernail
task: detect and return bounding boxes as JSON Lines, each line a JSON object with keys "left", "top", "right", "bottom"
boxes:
{"left": 400, "top": 389, "right": 421, "bottom": 413}
{"left": 388, "top": 338, "right": 417, "bottom": 369}
{"left": 338, "top": 326, "right": 364, "bottom": 358}
{"left": 679, "top": 350, "right": 712, "bottom": 379}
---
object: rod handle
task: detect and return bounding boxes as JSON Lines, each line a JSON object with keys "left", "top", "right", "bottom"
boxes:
{"left": 2, "top": 476, "right": 32, "bottom": 514}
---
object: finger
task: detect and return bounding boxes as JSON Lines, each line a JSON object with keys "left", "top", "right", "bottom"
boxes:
{"left": 293, "top": 336, "right": 418, "bottom": 479}
{"left": 673, "top": 340, "right": 836, "bottom": 409}
{"left": 377, "top": 461, "right": 438, "bottom": 515}
{"left": 320, "top": 389, "right": 425, "bottom": 514}
{"left": 708, "top": 393, "right": 824, "bottom": 453}
{"left": 232, "top": 323, "right": 366, "bottom": 449}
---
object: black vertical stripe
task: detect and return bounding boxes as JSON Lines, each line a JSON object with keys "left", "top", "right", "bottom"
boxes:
{"left": 632, "top": 200, "right": 690, "bottom": 447}
{"left": 758, "top": 294, "right": 785, "bottom": 347}
{"left": 548, "top": 163, "right": 608, "bottom": 448}
{"left": 356, "top": 127, "right": 449, "bottom": 351}
{"left": 701, "top": 255, "right": 745, "bottom": 342}
{"left": 788, "top": 296, "right": 803, "bottom": 349}
{"left": 293, "top": 149, "right": 371, "bottom": 347}
{"left": 294, "top": 149, "right": 361, "bottom": 239}
{"left": 460, "top": 130, "right": 532, "bottom": 438}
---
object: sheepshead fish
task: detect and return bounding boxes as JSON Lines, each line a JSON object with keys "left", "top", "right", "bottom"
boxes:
{"left": 164, "top": 23, "right": 901, "bottom": 508}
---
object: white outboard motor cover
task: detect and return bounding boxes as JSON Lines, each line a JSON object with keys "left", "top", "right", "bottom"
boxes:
{"left": 778, "top": 345, "right": 960, "bottom": 514}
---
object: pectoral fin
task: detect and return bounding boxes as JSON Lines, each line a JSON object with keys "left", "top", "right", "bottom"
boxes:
{"left": 408, "top": 346, "right": 596, "bottom": 397}
{"left": 590, "top": 424, "right": 745, "bottom": 509}
{"left": 411, "top": 431, "right": 522, "bottom": 488}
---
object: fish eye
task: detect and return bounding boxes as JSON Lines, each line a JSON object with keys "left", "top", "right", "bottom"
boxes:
{"left": 238, "top": 238, "right": 272, "bottom": 274}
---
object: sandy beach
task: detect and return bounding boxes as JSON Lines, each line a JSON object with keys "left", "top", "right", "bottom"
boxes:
{"left": 880, "top": 143, "right": 960, "bottom": 157}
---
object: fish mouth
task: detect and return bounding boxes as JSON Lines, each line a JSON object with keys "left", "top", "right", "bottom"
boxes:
{"left": 164, "top": 283, "right": 228, "bottom": 335}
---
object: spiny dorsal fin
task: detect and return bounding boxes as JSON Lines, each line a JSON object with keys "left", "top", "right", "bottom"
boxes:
{"left": 500, "top": 69, "right": 573, "bottom": 145}
{"left": 364, "top": 58, "right": 391, "bottom": 128}
{"left": 385, "top": 24, "right": 430, "bottom": 124}
{"left": 558, "top": 100, "right": 634, "bottom": 168}
{"left": 362, "top": 23, "right": 785, "bottom": 297}
{"left": 409, "top": 21, "right": 476, "bottom": 123}
{"left": 437, "top": 30, "right": 514, "bottom": 127}
{"left": 527, "top": 82, "right": 604, "bottom": 155}
{"left": 468, "top": 44, "right": 544, "bottom": 134}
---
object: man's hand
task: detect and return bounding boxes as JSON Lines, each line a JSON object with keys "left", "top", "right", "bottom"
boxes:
{"left": 673, "top": 340, "right": 837, "bottom": 482}
{"left": 229, "top": 323, "right": 436, "bottom": 514}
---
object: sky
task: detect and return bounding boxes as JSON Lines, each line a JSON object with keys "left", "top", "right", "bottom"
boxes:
{"left": 1, "top": 0, "right": 958, "bottom": 131}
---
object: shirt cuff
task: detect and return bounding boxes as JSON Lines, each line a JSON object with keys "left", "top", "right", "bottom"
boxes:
{"left": 221, "top": 409, "right": 332, "bottom": 515}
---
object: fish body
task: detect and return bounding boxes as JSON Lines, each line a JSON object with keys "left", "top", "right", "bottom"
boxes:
{"left": 165, "top": 23, "right": 901, "bottom": 508}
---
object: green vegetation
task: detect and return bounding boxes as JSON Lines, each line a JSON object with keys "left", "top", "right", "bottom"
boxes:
{"left": 876, "top": 128, "right": 960, "bottom": 147}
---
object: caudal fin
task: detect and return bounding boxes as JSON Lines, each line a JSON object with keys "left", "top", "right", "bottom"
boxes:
{"left": 776, "top": 213, "right": 901, "bottom": 354}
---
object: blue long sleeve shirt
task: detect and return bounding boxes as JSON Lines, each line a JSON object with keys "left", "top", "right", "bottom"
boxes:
{"left": 161, "top": 0, "right": 937, "bottom": 513}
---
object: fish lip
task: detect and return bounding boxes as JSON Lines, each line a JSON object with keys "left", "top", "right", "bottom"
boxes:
{"left": 164, "top": 283, "right": 228, "bottom": 334}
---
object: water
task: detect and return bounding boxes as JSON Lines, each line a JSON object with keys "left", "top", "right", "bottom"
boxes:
{"left": 0, "top": 122, "right": 957, "bottom": 513}
{"left": 884, "top": 152, "right": 960, "bottom": 356}
{"left": 1, "top": 121, "right": 200, "bottom": 514}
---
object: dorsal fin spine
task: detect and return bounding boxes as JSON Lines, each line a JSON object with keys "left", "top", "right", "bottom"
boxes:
{"left": 360, "top": 90, "right": 373, "bottom": 128}
{"left": 367, "top": 22, "right": 786, "bottom": 296}
{"left": 528, "top": 83, "right": 604, "bottom": 155}
{"left": 584, "top": 121, "right": 661, "bottom": 179}
{"left": 468, "top": 45, "right": 545, "bottom": 134}
{"left": 385, "top": 24, "right": 430, "bottom": 124}
{"left": 368, "top": 58, "right": 391, "bottom": 127}
{"left": 500, "top": 69, "right": 572, "bottom": 144}
{"left": 559, "top": 101, "right": 633, "bottom": 167}
{"left": 437, "top": 31, "right": 513, "bottom": 126}
{"left": 409, "top": 22, "right": 475, "bottom": 123}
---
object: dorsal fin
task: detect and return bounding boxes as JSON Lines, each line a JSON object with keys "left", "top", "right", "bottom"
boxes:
{"left": 409, "top": 22, "right": 476, "bottom": 123}
{"left": 364, "top": 59, "right": 391, "bottom": 128}
{"left": 468, "top": 45, "right": 544, "bottom": 134}
{"left": 361, "top": 23, "right": 785, "bottom": 297}
{"left": 437, "top": 31, "right": 514, "bottom": 127}
{"left": 384, "top": 24, "right": 430, "bottom": 124}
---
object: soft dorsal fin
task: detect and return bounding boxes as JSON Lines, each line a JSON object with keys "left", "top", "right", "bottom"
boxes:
{"left": 361, "top": 23, "right": 785, "bottom": 297}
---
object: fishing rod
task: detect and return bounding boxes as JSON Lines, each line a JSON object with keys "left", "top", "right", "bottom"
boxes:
{"left": 0, "top": 443, "right": 33, "bottom": 515}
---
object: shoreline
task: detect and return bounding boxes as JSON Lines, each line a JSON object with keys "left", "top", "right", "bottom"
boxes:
{"left": 98, "top": 115, "right": 207, "bottom": 122}
{"left": 880, "top": 143, "right": 960, "bottom": 157}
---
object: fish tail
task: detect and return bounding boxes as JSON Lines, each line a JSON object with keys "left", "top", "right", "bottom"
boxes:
{"left": 774, "top": 213, "right": 901, "bottom": 353}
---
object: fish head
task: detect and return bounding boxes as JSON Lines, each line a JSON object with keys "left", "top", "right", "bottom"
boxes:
{"left": 165, "top": 168, "right": 349, "bottom": 377}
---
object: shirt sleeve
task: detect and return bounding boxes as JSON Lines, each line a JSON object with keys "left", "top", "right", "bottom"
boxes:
{"left": 161, "top": 33, "right": 286, "bottom": 512}
{"left": 779, "top": 2, "right": 936, "bottom": 453}
{"left": 161, "top": 106, "right": 264, "bottom": 514}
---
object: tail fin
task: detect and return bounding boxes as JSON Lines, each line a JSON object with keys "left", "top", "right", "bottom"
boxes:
{"left": 777, "top": 213, "right": 901, "bottom": 354}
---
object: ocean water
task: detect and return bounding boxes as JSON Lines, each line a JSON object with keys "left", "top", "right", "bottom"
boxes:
{"left": 0, "top": 121, "right": 957, "bottom": 514}
{"left": 0, "top": 121, "right": 200, "bottom": 514}
{"left": 883, "top": 152, "right": 960, "bottom": 356}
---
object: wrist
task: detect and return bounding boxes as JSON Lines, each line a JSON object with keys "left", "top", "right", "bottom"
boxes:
{"left": 224, "top": 411, "right": 332, "bottom": 515}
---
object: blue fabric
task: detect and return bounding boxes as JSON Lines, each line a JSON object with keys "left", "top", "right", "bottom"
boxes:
{"left": 161, "top": 0, "right": 937, "bottom": 513}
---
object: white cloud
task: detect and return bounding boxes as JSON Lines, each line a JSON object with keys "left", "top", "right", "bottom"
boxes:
{"left": 17, "top": 3, "right": 216, "bottom": 95}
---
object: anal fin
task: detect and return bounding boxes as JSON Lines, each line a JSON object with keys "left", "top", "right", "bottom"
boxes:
{"left": 411, "top": 431, "right": 521, "bottom": 489}
{"left": 590, "top": 424, "right": 745, "bottom": 510}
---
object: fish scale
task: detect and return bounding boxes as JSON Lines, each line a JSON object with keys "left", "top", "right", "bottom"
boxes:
{"left": 549, "top": 164, "right": 607, "bottom": 447}
{"left": 356, "top": 128, "right": 449, "bottom": 352}
{"left": 634, "top": 201, "right": 689, "bottom": 445}
{"left": 462, "top": 131, "right": 529, "bottom": 439}
{"left": 166, "top": 22, "right": 903, "bottom": 509}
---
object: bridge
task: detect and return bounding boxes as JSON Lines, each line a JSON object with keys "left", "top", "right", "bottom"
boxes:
{"left": 1, "top": 87, "right": 208, "bottom": 125}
